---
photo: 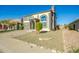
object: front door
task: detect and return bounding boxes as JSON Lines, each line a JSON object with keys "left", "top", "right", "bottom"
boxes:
{"left": 30, "top": 20, "right": 35, "bottom": 29}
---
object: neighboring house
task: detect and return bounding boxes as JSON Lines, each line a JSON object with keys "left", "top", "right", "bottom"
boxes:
{"left": 68, "top": 19, "right": 79, "bottom": 31}
{"left": 23, "top": 10, "right": 56, "bottom": 31}
{"left": 0, "top": 19, "right": 22, "bottom": 31}
{"left": 0, "top": 24, "right": 7, "bottom": 31}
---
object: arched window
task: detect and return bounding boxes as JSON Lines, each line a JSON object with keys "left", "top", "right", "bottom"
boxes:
{"left": 40, "top": 15, "right": 47, "bottom": 21}
{"left": 40, "top": 15, "right": 47, "bottom": 28}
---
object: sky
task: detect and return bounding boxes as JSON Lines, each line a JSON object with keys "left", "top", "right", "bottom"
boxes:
{"left": 0, "top": 5, "right": 79, "bottom": 25}
{"left": 55, "top": 5, "right": 79, "bottom": 25}
{"left": 0, "top": 5, "right": 51, "bottom": 20}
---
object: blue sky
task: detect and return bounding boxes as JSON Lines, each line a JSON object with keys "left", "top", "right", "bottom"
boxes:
{"left": 55, "top": 5, "right": 79, "bottom": 25}
{"left": 0, "top": 5, "right": 51, "bottom": 20}
{"left": 0, "top": 5, "right": 79, "bottom": 25}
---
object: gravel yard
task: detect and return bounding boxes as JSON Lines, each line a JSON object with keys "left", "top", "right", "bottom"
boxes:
{"left": 15, "top": 30, "right": 64, "bottom": 52}
{"left": 0, "top": 29, "right": 79, "bottom": 53}
{"left": 0, "top": 30, "right": 52, "bottom": 53}
{"left": 63, "top": 30, "right": 79, "bottom": 52}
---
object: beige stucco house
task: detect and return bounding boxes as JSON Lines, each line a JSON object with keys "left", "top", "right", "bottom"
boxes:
{"left": 22, "top": 9, "right": 56, "bottom": 31}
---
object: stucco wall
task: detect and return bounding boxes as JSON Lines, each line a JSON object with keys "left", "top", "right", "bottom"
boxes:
{"left": 75, "top": 22, "right": 79, "bottom": 31}
{"left": 23, "top": 11, "right": 54, "bottom": 31}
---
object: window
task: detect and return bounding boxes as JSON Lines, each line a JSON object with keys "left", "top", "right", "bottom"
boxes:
{"left": 40, "top": 15, "right": 47, "bottom": 21}
{"left": 40, "top": 15, "right": 47, "bottom": 28}
{"left": 42, "top": 22, "right": 47, "bottom": 28}
{"left": 27, "top": 16, "right": 34, "bottom": 21}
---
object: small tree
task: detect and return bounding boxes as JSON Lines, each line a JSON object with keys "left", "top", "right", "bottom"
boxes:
{"left": 36, "top": 22, "right": 42, "bottom": 33}
{"left": 36, "top": 21, "right": 42, "bottom": 40}
{"left": 20, "top": 23, "right": 24, "bottom": 30}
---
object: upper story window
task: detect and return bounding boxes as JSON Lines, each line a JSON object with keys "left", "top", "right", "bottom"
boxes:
{"left": 29, "top": 16, "right": 33, "bottom": 19}
{"left": 40, "top": 15, "right": 47, "bottom": 21}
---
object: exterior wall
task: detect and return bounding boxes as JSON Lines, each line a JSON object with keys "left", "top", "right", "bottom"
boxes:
{"left": 69, "top": 21, "right": 79, "bottom": 31}
{"left": 75, "top": 22, "right": 79, "bottom": 31}
{"left": 23, "top": 21, "right": 30, "bottom": 30}
{"left": 23, "top": 11, "right": 55, "bottom": 31}
{"left": 32, "top": 14, "right": 38, "bottom": 19}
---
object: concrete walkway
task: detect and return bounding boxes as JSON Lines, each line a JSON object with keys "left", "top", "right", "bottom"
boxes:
{"left": 0, "top": 30, "right": 52, "bottom": 53}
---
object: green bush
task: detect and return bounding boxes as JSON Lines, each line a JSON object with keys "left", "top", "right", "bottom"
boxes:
{"left": 19, "top": 24, "right": 23, "bottom": 30}
{"left": 68, "top": 47, "right": 79, "bottom": 53}
{"left": 36, "top": 22, "right": 42, "bottom": 32}
{"left": 72, "top": 48, "right": 79, "bottom": 53}
{"left": 17, "top": 23, "right": 19, "bottom": 30}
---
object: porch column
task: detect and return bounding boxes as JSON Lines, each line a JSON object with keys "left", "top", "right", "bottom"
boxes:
{"left": 34, "top": 20, "right": 36, "bottom": 31}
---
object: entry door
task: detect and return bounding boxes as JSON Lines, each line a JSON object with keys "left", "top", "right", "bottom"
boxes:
{"left": 30, "top": 20, "right": 35, "bottom": 29}
{"left": 73, "top": 24, "right": 75, "bottom": 30}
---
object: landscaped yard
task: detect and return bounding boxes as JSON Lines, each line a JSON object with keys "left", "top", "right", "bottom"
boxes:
{"left": 63, "top": 30, "right": 79, "bottom": 53}
{"left": 1, "top": 29, "right": 79, "bottom": 53}
{"left": 15, "top": 30, "right": 64, "bottom": 52}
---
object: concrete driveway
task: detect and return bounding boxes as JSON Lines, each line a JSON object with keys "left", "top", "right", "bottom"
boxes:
{"left": 0, "top": 30, "right": 52, "bottom": 53}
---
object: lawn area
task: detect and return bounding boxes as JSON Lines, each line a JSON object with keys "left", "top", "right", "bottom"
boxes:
{"left": 15, "top": 30, "right": 64, "bottom": 52}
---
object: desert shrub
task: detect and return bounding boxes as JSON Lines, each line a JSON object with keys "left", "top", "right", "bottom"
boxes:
{"left": 20, "top": 23, "right": 24, "bottom": 30}
{"left": 36, "top": 22, "right": 42, "bottom": 32}
{"left": 68, "top": 47, "right": 79, "bottom": 53}
{"left": 72, "top": 48, "right": 79, "bottom": 53}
